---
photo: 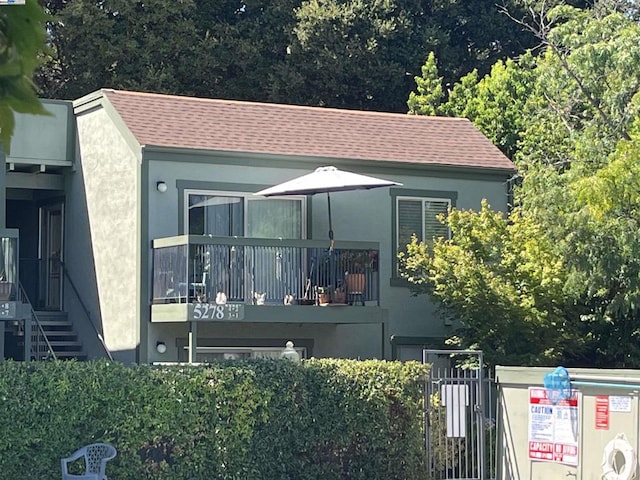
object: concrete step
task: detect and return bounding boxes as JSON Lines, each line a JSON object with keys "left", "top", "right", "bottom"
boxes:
{"left": 32, "top": 311, "right": 86, "bottom": 361}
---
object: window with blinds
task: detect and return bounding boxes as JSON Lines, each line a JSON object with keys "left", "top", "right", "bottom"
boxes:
{"left": 397, "top": 197, "right": 451, "bottom": 253}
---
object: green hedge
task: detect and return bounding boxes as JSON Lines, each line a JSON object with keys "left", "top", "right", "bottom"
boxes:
{"left": 0, "top": 358, "right": 428, "bottom": 480}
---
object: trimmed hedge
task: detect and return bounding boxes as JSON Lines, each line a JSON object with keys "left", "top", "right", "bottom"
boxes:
{"left": 0, "top": 358, "right": 428, "bottom": 480}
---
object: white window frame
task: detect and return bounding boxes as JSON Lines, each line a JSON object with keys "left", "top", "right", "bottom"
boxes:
{"left": 395, "top": 196, "right": 452, "bottom": 250}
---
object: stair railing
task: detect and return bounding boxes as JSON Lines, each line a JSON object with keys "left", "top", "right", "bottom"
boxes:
{"left": 57, "top": 259, "right": 114, "bottom": 361}
{"left": 17, "top": 282, "right": 57, "bottom": 361}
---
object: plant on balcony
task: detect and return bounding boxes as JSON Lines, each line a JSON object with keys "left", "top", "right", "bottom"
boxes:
{"left": 340, "top": 249, "right": 378, "bottom": 273}
{"left": 316, "top": 286, "right": 330, "bottom": 305}
{"left": 339, "top": 250, "right": 377, "bottom": 305}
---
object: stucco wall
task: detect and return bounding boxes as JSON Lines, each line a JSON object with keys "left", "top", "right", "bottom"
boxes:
{"left": 8, "top": 101, "right": 72, "bottom": 164}
{"left": 145, "top": 157, "right": 510, "bottom": 360}
{"left": 147, "top": 321, "right": 360, "bottom": 363}
{"left": 496, "top": 366, "right": 640, "bottom": 480}
{"left": 71, "top": 108, "right": 139, "bottom": 362}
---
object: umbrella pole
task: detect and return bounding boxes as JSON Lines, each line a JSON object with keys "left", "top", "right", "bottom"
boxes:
{"left": 327, "top": 192, "right": 334, "bottom": 251}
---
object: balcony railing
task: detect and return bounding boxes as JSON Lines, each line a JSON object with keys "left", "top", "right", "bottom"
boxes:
{"left": 1, "top": 233, "right": 18, "bottom": 301}
{"left": 152, "top": 236, "right": 380, "bottom": 306}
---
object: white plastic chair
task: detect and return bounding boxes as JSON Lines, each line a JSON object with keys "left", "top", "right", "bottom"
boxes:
{"left": 61, "top": 443, "right": 117, "bottom": 480}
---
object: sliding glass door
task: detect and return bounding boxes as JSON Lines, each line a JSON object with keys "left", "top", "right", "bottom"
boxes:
{"left": 186, "top": 191, "right": 304, "bottom": 303}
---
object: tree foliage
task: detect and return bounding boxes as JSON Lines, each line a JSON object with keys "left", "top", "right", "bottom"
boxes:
{"left": 402, "top": 1, "right": 640, "bottom": 367}
{"left": 0, "top": 0, "right": 48, "bottom": 153}
{"left": 37, "top": 0, "right": 540, "bottom": 112}
{"left": 408, "top": 51, "right": 537, "bottom": 159}
{"left": 401, "top": 202, "right": 573, "bottom": 366}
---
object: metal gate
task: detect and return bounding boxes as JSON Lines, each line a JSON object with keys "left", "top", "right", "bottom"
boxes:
{"left": 423, "top": 349, "right": 497, "bottom": 480}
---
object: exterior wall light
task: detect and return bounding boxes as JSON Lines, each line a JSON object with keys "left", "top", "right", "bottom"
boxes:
{"left": 156, "top": 181, "right": 168, "bottom": 193}
{"left": 156, "top": 341, "right": 167, "bottom": 354}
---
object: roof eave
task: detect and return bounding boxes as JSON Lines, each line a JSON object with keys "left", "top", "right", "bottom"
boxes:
{"left": 140, "top": 144, "right": 516, "bottom": 177}
{"left": 74, "top": 89, "right": 144, "bottom": 159}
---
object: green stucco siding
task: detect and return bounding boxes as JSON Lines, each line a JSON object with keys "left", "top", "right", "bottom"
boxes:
{"left": 73, "top": 108, "right": 139, "bottom": 360}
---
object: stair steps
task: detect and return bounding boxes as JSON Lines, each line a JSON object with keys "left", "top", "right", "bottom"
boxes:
{"left": 29, "top": 312, "right": 87, "bottom": 361}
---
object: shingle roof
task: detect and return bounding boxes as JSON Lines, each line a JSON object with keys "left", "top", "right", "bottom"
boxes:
{"left": 101, "top": 89, "right": 515, "bottom": 172}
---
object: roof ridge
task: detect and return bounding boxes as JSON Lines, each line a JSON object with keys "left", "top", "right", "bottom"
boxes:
{"left": 102, "top": 88, "right": 467, "bottom": 122}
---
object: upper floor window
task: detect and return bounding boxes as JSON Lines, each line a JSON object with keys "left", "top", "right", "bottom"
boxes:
{"left": 186, "top": 191, "right": 304, "bottom": 239}
{"left": 391, "top": 189, "right": 457, "bottom": 281}
{"left": 396, "top": 196, "right": 451, "bottom": 253}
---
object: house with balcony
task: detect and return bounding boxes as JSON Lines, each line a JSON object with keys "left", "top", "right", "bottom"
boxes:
{"left": 0, "top": 89, "right": 515, "bottom": 364}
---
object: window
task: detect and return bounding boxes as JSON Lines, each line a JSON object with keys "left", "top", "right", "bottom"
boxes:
{"left": 186, "top": 191, "right": 304, "bottom": 239}
{"left": 396, "top": 196, "right": 451, "bottom": 253}
{"left": 175, "top": 338, "right": 313, "bottom": 363}
{"left": 184, "top": 190, "right": 305, "bottom": 302}
{"left": 182, "top": 346, "right": 307, "bottom": 362}
{"left": 390, "top": 189, "right": 456, "bottom": 282}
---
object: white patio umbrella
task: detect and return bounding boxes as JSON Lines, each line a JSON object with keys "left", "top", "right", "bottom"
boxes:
{"left": 254, "top": 166, "right": 402, "bottom": 250}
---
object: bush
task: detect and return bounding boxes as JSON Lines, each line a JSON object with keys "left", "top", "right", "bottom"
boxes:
{"left": 0, "top": 358, "right": 428, "bottom": 480}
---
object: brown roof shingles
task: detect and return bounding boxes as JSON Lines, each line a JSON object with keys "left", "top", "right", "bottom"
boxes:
{"left": 102, "top": 89, "right": 515, "bottom": 172}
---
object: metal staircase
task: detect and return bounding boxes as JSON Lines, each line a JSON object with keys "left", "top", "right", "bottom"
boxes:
{"left": 10, "top": 282, "right": 87, "bottom": 361}
{"left": 32, "top": 311, "right": 86, "bottom": 360}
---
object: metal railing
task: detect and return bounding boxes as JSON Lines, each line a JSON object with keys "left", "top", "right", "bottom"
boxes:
{"left": 58, "top": 259, "right": 114, "bottom": 361}
{"left": 151, "top": 236, "right": 380, "bottom": 305}
{"left": 19, "top": 257, "right": 114, "bottom": 361}
{"left": 17, "top": 282, "right": 57, "bottom": 361}
{"left": 423, "top": 349, "right": 497, "bottom": 480}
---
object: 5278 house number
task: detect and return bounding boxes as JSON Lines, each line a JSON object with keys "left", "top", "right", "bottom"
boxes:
{"left": 191, "top": 303, "right": 244, "bottom": 321}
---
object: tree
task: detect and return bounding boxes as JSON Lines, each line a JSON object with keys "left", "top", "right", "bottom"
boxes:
{"left": 402, "top": 1, "right": 640, "bottom": 367}
{"left": 276, "top": 0, "right": 539, "bottom": 112}
{"left": 37, "top": 0, "right": 303, "bottom": 100}
{"left": 36, "top": 0, "right": 541, "bottom": 113}
{"left": 407, "top": 52, "right": 443, "bottom": 116}
{"left": 408, "top": 51, "right": 537, "bottom": 159}
{"left": 0, "top": 0, "right": 48, "bottom": 153}
{"left": 401, "top": 202, "right": 574, "bottom": 366}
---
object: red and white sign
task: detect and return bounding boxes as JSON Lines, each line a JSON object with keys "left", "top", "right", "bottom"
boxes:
{"left": 595, "top": 395, "right": 609, "bottom": 430}
{"left": 528, "top": 387, "right": 579, "bottom": 466}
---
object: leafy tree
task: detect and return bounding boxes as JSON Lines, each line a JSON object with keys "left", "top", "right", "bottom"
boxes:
{"left": 561, "top": 124, "right": 640, "bottom": 366}
{"left": 517, "top": 4, "right": 640, "bottom": 173}
{"left": 402, "top": 1, "right": 640, "bottom": 367}
{"left": 407, "top": 52, "right": 443, "bottom": 116}
{"left": 38, "top": 0, "right": 302, "bottom": 100}
{"left": 278, "top": 0, "right": 539, "bottom": 112}
{"left": 36, "top": 0, "right": 541, "bottom": 113}
{"left": 401, "top": 202, "right": 573, "bottom": 366}
{"left": 0, "top": 0, "right": 48, "bottom": 153}
{"left": 39, "top": 0, "right": 201, "bottom": 99}
{"left": 408, "top": 51, "right": 537, "bottom": 159}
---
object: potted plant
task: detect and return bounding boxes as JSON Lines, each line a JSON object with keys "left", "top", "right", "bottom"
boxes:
{"left": 316, "top": 286, "right": 330, "bottom": 305}
{"left": 333, "top": 283, "right": 347, "bottom": 304}
{"left": 340, "top": 249, "right": 378, "bottom": 274}
{"left": 340, "top": 249, "right": 377, "bottom": 304}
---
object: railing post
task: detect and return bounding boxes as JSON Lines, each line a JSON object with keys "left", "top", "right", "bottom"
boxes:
{"left": 188, "top": 321, "right": 198, "bottom": 364}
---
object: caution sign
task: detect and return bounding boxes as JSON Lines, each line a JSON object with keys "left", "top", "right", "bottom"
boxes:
{"left": 528, "top": 387, "right": 579, "bottom": 466}
{"left": 595, "top": 395, "right": 609, "bottom": 430}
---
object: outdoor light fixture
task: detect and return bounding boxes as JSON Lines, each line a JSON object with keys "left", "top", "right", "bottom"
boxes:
{"left": 156, "top": 181, "right": 168, "bottom": 193}
{"left": 156, "top": 341, "right": 167, "bottom": 354}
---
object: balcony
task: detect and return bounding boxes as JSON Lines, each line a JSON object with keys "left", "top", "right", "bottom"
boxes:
{"left": 150, "top": 235, "right": 384, "bottom": 325}
{"left": 0, "top": 231, "right": 19, "bottom": 320}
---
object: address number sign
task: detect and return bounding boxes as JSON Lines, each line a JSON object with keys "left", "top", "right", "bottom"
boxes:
{"left": 190, "top": 303, "right": 244, "bottom": 321}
